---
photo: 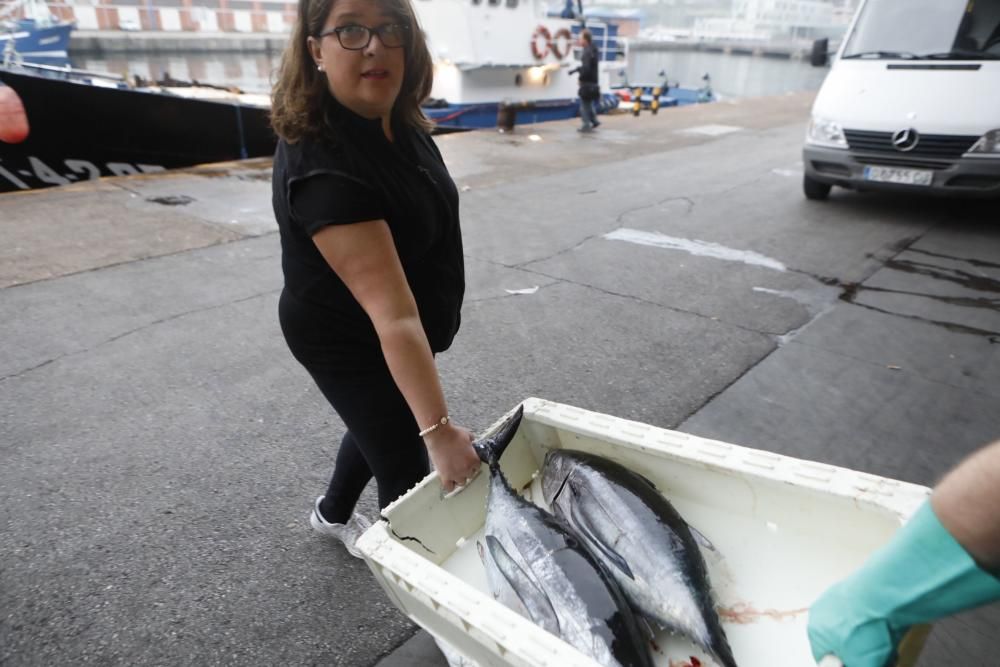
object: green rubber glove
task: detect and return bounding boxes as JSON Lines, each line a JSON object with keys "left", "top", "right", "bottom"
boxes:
{"left": 808, "top": 500, "right": 1000, "bottom": 667}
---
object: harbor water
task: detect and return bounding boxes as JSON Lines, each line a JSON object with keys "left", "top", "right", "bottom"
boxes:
{"left": 70, "top": 48, "right": 829, "bottom": 99}
{"left": 627, "top": 49, "right": 830, "bottom": 100}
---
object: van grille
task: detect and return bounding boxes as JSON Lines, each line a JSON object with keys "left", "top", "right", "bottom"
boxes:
{"left": 857, "top": 155, "right": 954, "bottom": 170}
{"left": 844, "top": 130, "right": 979, "bottom": 160}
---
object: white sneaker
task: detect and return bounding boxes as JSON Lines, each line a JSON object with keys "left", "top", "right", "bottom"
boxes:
{"left": 309, "top": 496, "right": 373, "bottom": 559}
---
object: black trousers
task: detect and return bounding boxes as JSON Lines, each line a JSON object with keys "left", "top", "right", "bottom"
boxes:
{"left": 279, "top": 289, "right": 430, "bottom": 523}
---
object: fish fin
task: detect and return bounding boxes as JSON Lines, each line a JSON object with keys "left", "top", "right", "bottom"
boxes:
{"left": 473, "top": 405, "right": 524, "bottom": 469}
{"left": 636, "top": 614, "right": 658, "bottom": 642}
{"left": 549, "top": 466, "right": 572, "bottom": 506}
{"left": 638, "top": 471, "right": 660, "bottom": 491}
{"left": 478, "top": 540, "right": 503, "bottom": 600}
{"left": 688, "top": 523, "right": 717, "bottom": 552}
{"left": 485, "top": 535, "right": 560, "bottom": 635}
{"left": 567, "top": 481, "right": 635, "bottom": 580}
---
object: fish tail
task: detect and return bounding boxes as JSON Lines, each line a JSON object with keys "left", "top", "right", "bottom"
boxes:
{"left": 473, "top": 404, "right": 524, "bottom": 470}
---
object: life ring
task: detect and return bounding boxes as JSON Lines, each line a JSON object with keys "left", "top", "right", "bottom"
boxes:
{"left": 551, "top": 28, "right": 572, "bottom": 60}
{"left": 531, "top": 25, "right": 551, "bottom": 60}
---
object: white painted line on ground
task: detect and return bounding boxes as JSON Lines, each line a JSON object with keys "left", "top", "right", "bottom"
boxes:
{"left": 604, "top": 228, "right": 787, "bottom": 272}
{"left": 772, "top": 161, "right": 804, "bottom": 177}
{"left": 678, "top": 124, "right": 743, "bottom": 137}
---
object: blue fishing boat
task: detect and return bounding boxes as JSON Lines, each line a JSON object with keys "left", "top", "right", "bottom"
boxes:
{"left": 1, "top": 0, "right": 75, "bottom": 63}
{"left": 414, "top": 0, "right": 713, "bottom": 130}
{"left": 422, "top": 93, "right": 623, "bottom": 130}
{"left": 414, "top": 0, "right": 625, "bottom": 131}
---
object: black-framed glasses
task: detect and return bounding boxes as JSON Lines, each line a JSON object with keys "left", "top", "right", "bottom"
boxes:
{"left": 317, "top": 23, "right": 408, "bottom": 50}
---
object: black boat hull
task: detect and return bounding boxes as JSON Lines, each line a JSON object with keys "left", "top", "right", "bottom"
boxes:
{"left": 0, "top": 68, "right": 276, "bottom": 193}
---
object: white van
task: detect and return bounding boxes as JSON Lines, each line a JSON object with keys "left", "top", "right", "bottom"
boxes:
{"left": 802, "top": 0, "right": 1000, "bottom": 200}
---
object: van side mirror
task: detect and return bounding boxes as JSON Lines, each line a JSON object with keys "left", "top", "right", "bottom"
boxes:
{"left": 810, "top": 38, "right": 829, "bottom": 67}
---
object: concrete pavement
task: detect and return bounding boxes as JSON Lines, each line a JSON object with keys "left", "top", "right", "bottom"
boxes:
{"left": 2, "top": 92, "right": 998, "bottom": 666}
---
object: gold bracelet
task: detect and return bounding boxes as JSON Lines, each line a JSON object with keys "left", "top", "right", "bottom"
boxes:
{"left": 418, "top": 415, "right": 450, "bottom": 437}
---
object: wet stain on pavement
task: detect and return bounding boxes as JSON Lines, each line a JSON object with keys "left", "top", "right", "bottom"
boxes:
{"left": 147, "top": 195, "right": 195, "bottom": 206}
{"left": 836, "top": 252, "right": 1000, "bottom": 338}
{"left": 601, "top": 221, "right": 998, "bottom": 341}
{"left": 839, "top": 297, "right": 1000, "bottom": 338}
{"left": 794, "top": 249, "right": 1000, "bottom": 340}
{"left": 884, "top": 257, "right": 1000, "bottom": 301}
{"left": 908, "top": 247, "right": 1000, "bottom": 271}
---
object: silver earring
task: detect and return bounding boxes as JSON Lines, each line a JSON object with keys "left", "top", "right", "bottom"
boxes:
{"left": 317, "top": 64, "right": 324, "bottom": 71}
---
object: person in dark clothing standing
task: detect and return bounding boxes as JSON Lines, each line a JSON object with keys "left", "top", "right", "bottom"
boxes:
{"left": 269, "top": 0, "right": 479, "bottom": 558}
{"left": 570, "top": 29, "right": 600, "bottom": 132}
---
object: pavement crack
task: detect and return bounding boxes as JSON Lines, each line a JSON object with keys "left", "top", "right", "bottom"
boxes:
{"left": 514, "top": 196, "right": 697, "bottom": 271}
{"left": 829, "top": 233, "right": 1000, "bottom": 339}
{"left": 0, "top": 289, "right": 280, "bottom": 383}
{"left": 777, "top": 232, "right": 934, "bottom": 345}
{"left": 515, "top": 265, "right": 774, "bottom": 337}
{"left": 2, "top": 238, "right": 248, "bottom": 290}
{"left": 683, "top": 228, "right": 947, "bottom": 423}
{"left": 677, "top": 340, "right": 778, "bottom": 428}
{"left": 1, "top": 358, "right": 57, "bottom": 382}
{"left": 883, "top": 257, "right": 1000, "bottom": 298}
{"left": 854, "top": 283, "right": 999, "bottom": 309}
{"left": 615, "top": 196, "right": 696, "bottom": 222}
{"left": 906, "top": 247, "right": 1000, "bottom": 271}
{"left": 839, "top": 298, "right": 1000, "bottom": 338}
{"left": 513, "top": 232, "right": 605, "bottom": 270}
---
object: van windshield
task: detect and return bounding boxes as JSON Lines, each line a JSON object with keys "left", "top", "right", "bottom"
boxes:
{"left": 843, "top": 0, "right": 1000, "bottom": 60}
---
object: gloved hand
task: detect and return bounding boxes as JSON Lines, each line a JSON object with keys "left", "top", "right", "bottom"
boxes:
{"left": 808, "top": 500, "right": 1000, "bottom": 667}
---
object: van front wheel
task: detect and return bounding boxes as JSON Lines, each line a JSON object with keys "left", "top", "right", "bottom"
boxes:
{"left": 803, "top": 175, "right": 832, "bottom": 201}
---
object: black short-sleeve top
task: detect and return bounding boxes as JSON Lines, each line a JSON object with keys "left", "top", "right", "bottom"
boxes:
{"left": 272, "top": 97, "right": 464, "bottom": 363}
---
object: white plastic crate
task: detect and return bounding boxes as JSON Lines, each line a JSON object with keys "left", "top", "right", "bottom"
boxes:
{"left": 356, "top": 398, "right": 932, "bottom": 667}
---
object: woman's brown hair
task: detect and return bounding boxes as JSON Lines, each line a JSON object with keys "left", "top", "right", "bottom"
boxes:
{"left": 270, "top": 0, "right": 434, "bottom": 142}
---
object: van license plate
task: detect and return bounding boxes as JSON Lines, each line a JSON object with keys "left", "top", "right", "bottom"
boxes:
{"left": 863, "top": 166, "right": 933, "bottom": 186}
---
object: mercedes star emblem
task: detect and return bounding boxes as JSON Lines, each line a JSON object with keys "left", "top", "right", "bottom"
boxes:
{"left": 892, "top": 128, "right": 920, "bottom": 152}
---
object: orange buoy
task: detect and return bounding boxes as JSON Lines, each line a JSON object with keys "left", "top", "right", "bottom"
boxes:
{"left": 551, "top": 28, "right": 572, "bottom": 60}
{"left": 531, "top": 25, "right": 551, "bottom": 60}
{"left": 0, "top": 84, "right": 29, "bottom": 144}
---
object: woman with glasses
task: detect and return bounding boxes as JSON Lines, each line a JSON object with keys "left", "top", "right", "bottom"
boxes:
{"left": 270, "top": 0, "right": 479, "bottom": 557}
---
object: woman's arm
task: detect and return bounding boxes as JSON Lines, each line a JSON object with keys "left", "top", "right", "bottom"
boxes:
{"left": 311, "top": 219, "right": 480, "bottom": 492}
{"left": 932, "top": 439, "right": 1000, "bottom": 570}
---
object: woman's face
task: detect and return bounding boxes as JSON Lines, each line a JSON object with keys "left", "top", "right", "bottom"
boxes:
{"left": 308, "top": 0, "right": 406, "bottom": 120}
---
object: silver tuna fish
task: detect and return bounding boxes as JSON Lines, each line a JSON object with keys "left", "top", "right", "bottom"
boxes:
{"left": 542, "top": 449, "right": 738, "bottom": 667}
{"left": 474, "top": 407, "right": 653, "bottom": 667}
